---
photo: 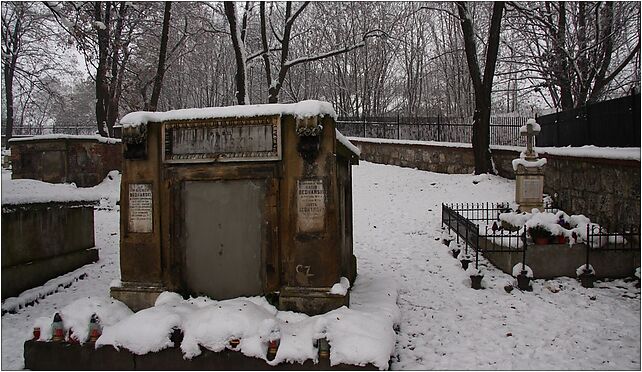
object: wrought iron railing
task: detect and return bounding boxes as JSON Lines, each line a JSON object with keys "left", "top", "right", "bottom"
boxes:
{"left": 441, "top": 202, "right": 640, "bottom": 273}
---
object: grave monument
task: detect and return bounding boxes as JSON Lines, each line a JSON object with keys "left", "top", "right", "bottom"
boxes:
{"left": 111, "top": 101, "right": 359, "bottom": 315}
{"left": 512, "top": 118, "right": 546, "bottom": 212}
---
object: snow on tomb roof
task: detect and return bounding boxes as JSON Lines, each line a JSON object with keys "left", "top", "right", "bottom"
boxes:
{"left": 8, "top": 134, "right": 121, "bottom": 144}
{"left": 336, "top": 129, "right": 361, "bottom": 157}
{"left": 119, "top": 100, "right": 337, "bottom": 128}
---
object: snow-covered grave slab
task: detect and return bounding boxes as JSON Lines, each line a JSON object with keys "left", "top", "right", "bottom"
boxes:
{"left": 25, "top": 274, "right": 400, "bottom": 370}
{"left": 442, "top": 202, "right": 640, "bottom": 280}
{"left": 1, "top": 170, "right": 121, "bottom": 300}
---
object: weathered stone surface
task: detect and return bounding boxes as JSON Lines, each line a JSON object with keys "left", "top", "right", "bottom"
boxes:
{"left": 1, "top": 203, "right": 97, "bottom": 299}
{"left": 484, "top": 242, "right": 640, "bottom": 279}
{"left": 23, "top": 340, "right": 378, "bottom": 370}
{"left": 116, "top": 113, "right": 358, "bottom": 314}
{"left": 10, "top": 137, "right": 122, "bottom": 187}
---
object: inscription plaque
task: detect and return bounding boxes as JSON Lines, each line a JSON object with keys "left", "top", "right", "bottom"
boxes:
{"left": 297, "top": 179, "right": 325, "bottom": 233}
{"left": 163, "top": 116, "right": 281, "bottom": 163}
{"left": 128, "top": 183, "right": 153, "bottom": 233}
{"left": 521, "top": 178, "right": 543, "bottom": 200}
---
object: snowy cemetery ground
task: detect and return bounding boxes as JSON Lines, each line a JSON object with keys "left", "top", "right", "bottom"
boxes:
{"left": 2, "top": 162, "right": 640, "bottom": 370}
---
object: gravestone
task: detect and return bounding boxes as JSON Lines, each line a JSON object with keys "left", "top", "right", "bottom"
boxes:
{"left": 513, "top": 118, "right": 546, "bottom": 212}
{"left": 111, "top": 101, "right": 359, "bottom": 315}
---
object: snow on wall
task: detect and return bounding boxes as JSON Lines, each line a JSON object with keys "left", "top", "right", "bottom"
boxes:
{"left": 1, "top": 170, "right": 120, "bottom": 206}
{"left": 8, "top": 134, "right": 121, "bottom": 144}
{"left": 336, "top": 130, "right": 361, "bottom": 156}
{"left": 350, "top": 137, "right": 640, "bottom": 161}
{"left": 120, "top": 100, "right": 337, "bottom": 128}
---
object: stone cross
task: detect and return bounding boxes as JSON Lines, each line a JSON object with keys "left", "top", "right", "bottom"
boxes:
{"left": 521, "top": 118, "right": 539, "bottom": 160}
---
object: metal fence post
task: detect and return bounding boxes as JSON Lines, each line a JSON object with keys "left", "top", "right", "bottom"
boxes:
{"left": 437, "top": 114, "right": 441, "bottom": 142}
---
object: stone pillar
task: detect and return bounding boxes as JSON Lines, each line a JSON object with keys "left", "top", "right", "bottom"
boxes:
{"left": 514, "top": 119, "right": 546, "bottom": 212}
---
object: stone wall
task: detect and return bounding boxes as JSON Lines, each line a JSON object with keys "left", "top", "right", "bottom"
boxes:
{"left": 1, "top": 202, "right": 98, "bottom": 298}
{"left": 351, "top": 139, "right": 641, "bottom": 227}
{"left": 10, "top": 136, "right": 122, "bottom": 187}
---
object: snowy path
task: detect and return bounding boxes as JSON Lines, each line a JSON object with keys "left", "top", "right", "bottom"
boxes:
{"left": 352, "top": 162, "right": 640, "bottom": 370}
{"left": 1, "top": 161, "right": 640, "bottom": 370}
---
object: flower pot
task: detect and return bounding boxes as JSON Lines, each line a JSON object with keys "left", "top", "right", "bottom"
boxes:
{"left": 534, "top": 237, "right": 549, "bottom": 245}
{"left": 470, "top": 274, "right": 484, "bottom": 290}
{"left": 451, "top": 248, "right": 461, "bottom": 258}
{"left": 516, "top": 272, "right": 533, "bottom": 291}
{"left": 579, "top": 272, "right": 595, "bottom": 288}
{"left": 460, "top": 258, "right": 472, "bottom": 270}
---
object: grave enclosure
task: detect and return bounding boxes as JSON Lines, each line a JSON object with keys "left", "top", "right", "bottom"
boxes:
{"left": 111, "top": 101, "right": 359, "bottom": 315}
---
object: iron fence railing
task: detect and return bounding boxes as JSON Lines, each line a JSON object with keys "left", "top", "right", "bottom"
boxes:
{"left": 337, "top": 116, "right": 529, "bottom": 146}
{"left": 441, "top": 202, "right": 640, "bottom": 273}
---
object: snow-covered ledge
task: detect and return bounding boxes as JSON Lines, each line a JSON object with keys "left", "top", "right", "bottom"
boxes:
{"left": 119, "top": 100, "right": 337, "bottom": 128}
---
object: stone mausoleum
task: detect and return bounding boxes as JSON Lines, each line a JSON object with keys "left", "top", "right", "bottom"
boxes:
{"left": 111, "top": 101, "right": 359, "bottom": 315}
{"left": 9, "top": 134, "right": 122, "bottom": 187}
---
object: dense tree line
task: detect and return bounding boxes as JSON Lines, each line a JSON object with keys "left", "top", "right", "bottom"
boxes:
{"left": 2, "top": 2, "right": 640, "bottom": 160}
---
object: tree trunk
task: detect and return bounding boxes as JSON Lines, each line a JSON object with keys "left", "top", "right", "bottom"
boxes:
{"left": 94, "top": 2, "right": 110, "bottom": 136}
{"left": 224, "top": 1, "right": 248, "bottom": 105}
{"left": 149, "top": 1, "right": 172, "bottom": 111}
{"left": 4, "top": 61, "right": 15, "bottom": 147}
{"left": 457, "top": 1, "right": 504, "bottom": 175}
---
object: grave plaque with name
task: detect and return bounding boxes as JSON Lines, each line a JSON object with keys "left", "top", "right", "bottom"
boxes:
{"left": 112, "top": 101, "right": 360, "bottom": 315}
{"left": 163, "top": 117, "right": 281, "bottom": 163}
{"left": 521, "top": 178, "right": 543, "bottom": 200}
{"left": 128, "top": 183, "right": 153, "bottom": 233}
{"left": 297, "top": 179, "right": 326, "bottom": 233}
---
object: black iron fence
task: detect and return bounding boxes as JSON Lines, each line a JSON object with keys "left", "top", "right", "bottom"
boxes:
{"left": 536, "top": 93, "right": 640, "bottom": 147}
{"left": 336, "top": 116, "right": 529, "bottom": 146}
{"left": 441, "top": 202, "right": 640, "bottom": 272}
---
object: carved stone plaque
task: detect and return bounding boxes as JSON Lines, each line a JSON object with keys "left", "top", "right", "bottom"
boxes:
{"left": 521, "top": 177, "right": 543, "bottom": 200}
{"left": 163, "top": 116, "right": 281, "bottom": 163}
{"left": 128, "top": 183, "right": 153, "bottom": 233}
{"left": 297, "top": 179, "right": 325, "bottom": 233}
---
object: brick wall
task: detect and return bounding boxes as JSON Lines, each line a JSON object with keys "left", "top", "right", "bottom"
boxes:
{"left": 351, "top": 139, "right": 640, "bottom": 228}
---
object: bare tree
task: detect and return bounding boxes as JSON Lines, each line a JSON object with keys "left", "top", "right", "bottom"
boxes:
{"left": 46, "top": 2, "right": 152, "bottom": 136}
{"left": 457, "top": 1, "right": 504, "bottom": 174}
{"left": 148, "top": 1, "right": 172, "bottom": 111}
{"left": 2, "top": 2, "right": 71, "bottom": 142}
{"left": 505, "top": 1, "right": 641, "bottom": 109}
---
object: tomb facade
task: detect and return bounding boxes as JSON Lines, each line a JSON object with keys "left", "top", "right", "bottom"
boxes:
{"left": 111, "top": 101, "right": 359, "bottom": 315}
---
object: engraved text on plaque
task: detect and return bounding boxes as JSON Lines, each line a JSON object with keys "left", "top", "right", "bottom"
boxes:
{"left": 128, "top": 183, "right": 153, "bottom": 233}
{"left": 297, "top": 179, "right": 325, "bottom": 233}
